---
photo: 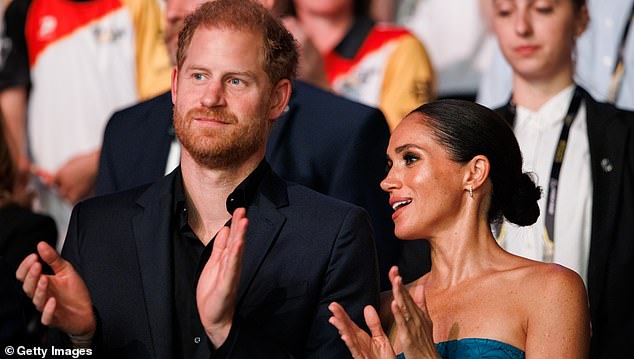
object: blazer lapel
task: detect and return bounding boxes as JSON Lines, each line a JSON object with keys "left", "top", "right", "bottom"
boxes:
{"left": 132, "top": 172, "right": 176, "bottom": 359}
{"left": 584, "top": 92, "right": 626, "bottom": 316}
{"left": 236, "top": 172, "right": 289, "bottom": 307}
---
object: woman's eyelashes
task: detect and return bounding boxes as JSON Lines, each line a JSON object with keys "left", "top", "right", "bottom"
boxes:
{"left": 385, "top": 158, "right": 393, "bottom": 173}
{"left": 535, "top": 6, "right": 554, "bottom": 14}
{"left": 385, "top": 151, "right": 420, "bottom": 172}
{"left": 403, "top": 152, "right": 419, "bottom": 166}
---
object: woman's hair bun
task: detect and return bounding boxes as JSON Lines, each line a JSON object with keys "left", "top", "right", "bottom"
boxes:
{"left": 502, "top": 173, "right": 541, "bottom": 226}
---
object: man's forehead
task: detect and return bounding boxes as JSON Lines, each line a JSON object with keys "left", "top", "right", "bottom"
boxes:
{"left": 185, "top": 27, "right": 266, "bottom": 66}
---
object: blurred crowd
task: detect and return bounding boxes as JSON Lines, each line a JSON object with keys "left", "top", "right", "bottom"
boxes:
{"left": 0, "top": 0, "right": 632, "bottom": 357}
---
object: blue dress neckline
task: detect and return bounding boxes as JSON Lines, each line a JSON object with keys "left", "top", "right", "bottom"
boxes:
{"left": 396, "top": 337, "right": 525, "bottom": 359}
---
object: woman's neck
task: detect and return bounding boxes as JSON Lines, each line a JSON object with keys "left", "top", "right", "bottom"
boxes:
{"left": 511, "top": 70, "right": 575, "bottom": 111}
{"left": 423, "top": 215, "right": 506, "bottom": 289}
{"left": 295, "top": 10, "right": 354, "bottom": 55}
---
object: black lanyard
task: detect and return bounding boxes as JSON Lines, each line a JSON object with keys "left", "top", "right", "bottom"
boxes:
{"left": 505, "top": 86, "right": 584, "bottom": 244}
{"left": 544, "top": 86, "right": 583, "bottom": 243}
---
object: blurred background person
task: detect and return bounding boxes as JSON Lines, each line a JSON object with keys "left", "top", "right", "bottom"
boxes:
{"left": 289, "top": 0, "right": 436, "bottom": 130}
{"left": 397, "top": 0, "right": 497, "bottom": 101}
{"left": 0, "top": 112, "right": 56, "bottom": 345}
{"left": 0, "top": 0, "right": 30, "bottom": 203}
{"left": 0, "top": 112, "right": 56, "bottom": 278}
{"left": 478, "top": 0, "right": 634, "bottom": 111}
{"left": 355, "top": 0, "right": 497, "bottom": 101}
{"left": 489, "top": 0, "right": 634, "bottom": 357}
{"left": 0, "top": 0, "right": 171, "bottom": 249}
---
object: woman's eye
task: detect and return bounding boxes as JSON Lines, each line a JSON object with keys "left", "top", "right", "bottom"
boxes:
{"left": 535, "top": 6, "right": 553, "bottom": 14}
{"left": 403, "top": 153, "right": 418, "bottom": 166}
{"left": 496, "top": 9, "right": 512, "bottom": 17}
{"left": 385, "top": 159, "right": 393, "bottom": 173}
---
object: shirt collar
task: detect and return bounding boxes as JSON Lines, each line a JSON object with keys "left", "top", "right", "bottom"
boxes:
{"left": 172, "top": 160, "right": 271, "bottom": 228}
{"left": 333, "top": 15, "right": 375, "bottom": 60}
{"left": 516, "top": 84, "right": 576, "bottom": 128}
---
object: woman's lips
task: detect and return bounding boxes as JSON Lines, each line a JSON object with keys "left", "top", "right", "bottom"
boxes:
{"left": 514, "top": 45, "right": 540, "bottom": 56}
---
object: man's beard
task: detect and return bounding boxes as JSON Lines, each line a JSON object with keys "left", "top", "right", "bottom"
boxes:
{"left": 173, "top": 105, "right": 267, "bottom": 169}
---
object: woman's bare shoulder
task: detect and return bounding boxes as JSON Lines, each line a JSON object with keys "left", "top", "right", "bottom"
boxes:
{"left": 511, "top": 260, "right": 585, "bottom": 294}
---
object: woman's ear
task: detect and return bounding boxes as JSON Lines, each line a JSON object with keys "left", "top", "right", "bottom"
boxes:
{"left": 463, "top": 155, "right": 490, "bottom": 193}
{"left": 575, "top": 5, "right": 590, "bottom": 38}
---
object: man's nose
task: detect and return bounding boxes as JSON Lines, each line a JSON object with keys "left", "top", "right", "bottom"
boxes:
{"left": 200, "top": 80, "right": 227, "bottom": 108}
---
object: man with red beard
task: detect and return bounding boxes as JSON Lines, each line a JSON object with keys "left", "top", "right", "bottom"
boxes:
{"left": 96, "top": 0, "right": 402, "bottom": 291}
{"left": 15, "top": 1, "right": 379, "bottom": 357}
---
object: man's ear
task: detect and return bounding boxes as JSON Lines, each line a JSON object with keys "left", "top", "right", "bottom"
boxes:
{"left": 463, "top": 155, "right": 490, "bottom": 193}
{"left": 267, "top": 79, "right": 292, "bottom": 121}
{"left": 171, "top": 67, "right": 179, "bottom": 105}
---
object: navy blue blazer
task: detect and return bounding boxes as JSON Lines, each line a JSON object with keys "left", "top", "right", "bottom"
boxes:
{"left": 63, "top": 167, "right": 379, "bottom": 358}
{"left": 96, "top": 80, "right": 400, "bottom": 289}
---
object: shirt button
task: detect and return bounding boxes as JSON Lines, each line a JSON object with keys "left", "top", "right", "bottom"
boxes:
{"left": 603, "top": 55, "right": 613, "bottom": 67}
{"left": 604, "top": 18, "right": 614, "bottom": 29}
{"left": 194, "top": 336, "right": 201, "bottom": 344}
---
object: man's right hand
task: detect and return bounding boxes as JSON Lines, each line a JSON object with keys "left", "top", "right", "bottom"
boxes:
{"left": 16, "top": 241, "right": 96, "bottom": 338}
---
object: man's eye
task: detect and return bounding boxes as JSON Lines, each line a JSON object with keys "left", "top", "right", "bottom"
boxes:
{"left": 385, "top": 159, "right": 393, "bottom": 173}
{"left": 193, "top": 73, "right": 205, "bottom": 81}
{"left": 229, "top": 78, "right": 243, "bottom": 86}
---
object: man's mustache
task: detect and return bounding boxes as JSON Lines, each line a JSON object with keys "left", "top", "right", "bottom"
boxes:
{"left": 186, "top": 108, "right": 238, "bottom": 124}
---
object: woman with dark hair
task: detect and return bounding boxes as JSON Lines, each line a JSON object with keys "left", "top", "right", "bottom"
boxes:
{"left": 489, "top": 0, "right": 634, "bottom": 357}
{"left": 329, "top": 100, "right": 590, "bottom": 358}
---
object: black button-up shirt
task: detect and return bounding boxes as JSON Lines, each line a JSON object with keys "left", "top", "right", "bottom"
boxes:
{"left": 171, "top": 161, "right": 269, "bottom": 358}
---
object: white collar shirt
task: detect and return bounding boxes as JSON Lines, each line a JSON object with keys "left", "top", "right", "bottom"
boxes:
{"left": 498, "top": 85, "right": 593, "bottom": 282}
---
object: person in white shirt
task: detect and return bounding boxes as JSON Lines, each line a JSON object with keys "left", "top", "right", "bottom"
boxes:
{"left": 478, "top": 0, "right": 634, "bottom": 111}
{"left": 489, "top": 0, "right": 634, "bottom": 357}
{"left": 398, "top": 0, "right": 497, "bottom": 101}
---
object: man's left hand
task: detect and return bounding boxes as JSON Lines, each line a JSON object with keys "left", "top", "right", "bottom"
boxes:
{"left": 197, "top": 208, "right": 248, "bottom": 348}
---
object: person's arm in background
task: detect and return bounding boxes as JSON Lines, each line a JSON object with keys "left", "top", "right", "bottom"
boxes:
{"left": 122, "top": 0, "right": 172, "bottom": 100}
{"left": 1, "top": 87, "right": 30, "bottom": 199}
{"left": 380, "top": 33, "right": 436, "bottom": 130}
{"left": 0, "top": 0, "right": 32, "bottom": 205}
{"left": 52, "top": 150, "right": 101, "bottom": 204}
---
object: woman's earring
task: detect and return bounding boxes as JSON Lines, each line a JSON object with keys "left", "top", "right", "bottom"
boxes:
{"left": 468, "top": 185, "right": 473, "bottom": 198}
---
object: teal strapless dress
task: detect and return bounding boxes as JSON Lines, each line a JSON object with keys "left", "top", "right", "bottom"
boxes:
{"left": 396, "top": 338, "right": 525, "bottom": 359}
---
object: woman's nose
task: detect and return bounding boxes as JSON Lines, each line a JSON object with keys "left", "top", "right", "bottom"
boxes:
{"left": 514, "top": 10, "right": 533, "bottom": 36}
{"left": 380, "top": 168, "right": 400, "bottom": 193}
